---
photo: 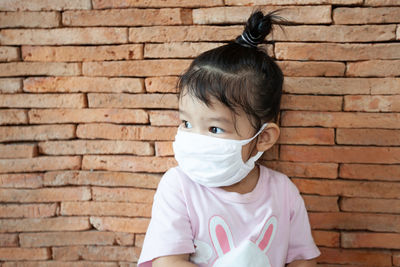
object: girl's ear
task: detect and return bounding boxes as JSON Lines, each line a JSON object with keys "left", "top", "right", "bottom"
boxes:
{"left": 256, "top": 123, "right": 280, "bottom": 152}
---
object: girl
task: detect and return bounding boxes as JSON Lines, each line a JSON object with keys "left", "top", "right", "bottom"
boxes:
{"left": 138, "top": 11, "right": 320, "bottom": 267}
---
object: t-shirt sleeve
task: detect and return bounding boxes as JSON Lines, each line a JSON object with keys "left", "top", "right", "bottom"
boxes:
{"left": 138, "top": 168, "right": 195, "bottom": 267}
{"left": 286, "top": 180, "right": 321, "bottom": 264}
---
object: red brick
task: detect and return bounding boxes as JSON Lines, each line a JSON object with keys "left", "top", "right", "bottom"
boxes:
{"left": 155, "top": 141, "right": 173, "bottom": 156}
{"left": 193, "top": 6, "right": 331, "bottom": 24}
{"left": 0, "top": 78, "right": 22, "bottom": 93}
{"left": 145, "top": 76, "right": 179, "bottom": 93}
{"left": 278, "top": 127, "right": 335, "bottom": 145}
{"left": 149, "top": 110, "right": 179, "bottom": 126}
{"left": 278, "top": 61, "right": 345, "bottom": 77}
{"left": 281, "top": 95, "right": 342, "bottom": 111}
{"left": 0, "top": 124, "right": 76, "bottom": 142}
{"left": 22, "top": 44, "right": 143, "bottom": 62}
{"left": 302, "top": 195, "right": 339, "bottom": 212}
{"left": 29, "top": 108, "right": 148, "bottom": 124}
{"left": 286, "top": 77, "right": 399, "bottom": 95}
{"left": 2, "top": 261, "right": 118, "bottom": 267}
{"left": 334, "top": 7, "right": 400, "bottom": 24}
{"left": 91, "top": 187, "right": 154, "bottom": 203}
{"left": 0, "top": 156, "right": 81, "bottom": 173}
{"left": 61, "top": 201, "right": 151, "bottom": 217}
{"left": 90, "top": 216, "right": 150, "bottom": 234}
{"left": 309, "top": 212, "right": 400, "bottom": 233}
{"left": 0, "top": 173, "right": 43, "bottom": 188}
{"left": 0, "top": 187, "right": 90, "bottom": 202}
{"left": 281, "top": 145, "right": 400, "bottom": 164}
{"left": 347, "top": 60, "right": 400, "bottom": 77}
{"left": 19, "top": 231, "right": 121, "bottom": 247}
{"left": 337, "top": 129, "right": 400, "bottom": 146}
{"left": 39, "top": 140, "right": 153, "bottom": 156}
{"left": 263, "top": 161, "right": 338, "bottom": 179}
{"left": 0, "top": 62, "right": 80, "bottom": 77}
{"left": 342, "top": 232, "right": 400, "bottom": 249}
{"left": 88, "top": 93, "right": 178, "bottom": 109}
{"left": 0, "top": 217, "right": 90, "bottom": 233}
{"left": 318, "top": 247, "right": 391, "bottom": 266}
{"left": 364, "top": 0, "right": 400, "bottom": 5}
{"left": 276, "top": 43, "right": 400, "bottom": 61}
{"left": 281, "top": 111, "right": 400, "bottom": 129}
{"left": 395, "top": 252, "right": 400, "bottom": 266}
{"left": 226, "top": 0, "right": 361, "bottom": 4}
{"left": 63, "top": 8, "right": 192, "bottom": 26}
{"left": 312, "top": 230, "right": 339, "bottom": 247}
{"left": 292, "top": 178, "right": 400, "bottom": 199}
{"left": 370, "top": 78, "right": 400, "bottom": 94}
{"left": 0, "top": 0, "right": 91, "bottom": 11}
{"left": 0, "top": 28, "right": 127, "bottom": 45}
{"left": 145, "top": 42, "right": 224, "bottom": 58}
{"left": 53, "top": 245, "right": 139, "bottom": 262}
{"left": 24, "top": 77, "right": 144, "bottom": 93}
{"left": 0, "top": 47, "right": 19, "bottom": 62}
{"left": 344, "top": 95, "right": 400, "bottom": 112}
{"left": 82, "top": 60, "right": 191, "bottom": 77}
{"left": 397, "top": 25, "right": 400, "bottom": 40}
{"left": 0, "top": 109, "right": 28, "bottom": 125}
{"left": 93, "top": 0, "right": 223, "bottom": 8}
{"left": 0, "top": 248, "right": 50, "bottom": 260}
{"left": 77, "top": 124, "right": 177, "bottom": 141}
{"left": 43, "top": 170, "right": 160, "bottom": 189}
{"left": 129, "top": 26, "right": 241, "bottom": 43}
{"left": 0, "top": 93, "right": 85, "bottom": 108}
{"left": 274, "top": 25, "right": 396, "bottom": 43}
{"left": 135, "top": 234, "right": 145, "bottom": 247}
{"left": 82, "top": 155, "right": 177, "bottom": 173}
{"left": 341, "top": 197, "right": 400, "bottom": 214}
{"left": 0, "top": 144, "right": 37, "bottom": 159}
{"left": 340, "top": 164, "right": 400, "bottom": 181}
{"left": 0, "top": 233, "right": 18, "bottom": 247}
{"left": 0, "top": 11, "right": 60, "bottom": 28}
{"left": 0, "top": 204, "right": 57, "bottom": 218}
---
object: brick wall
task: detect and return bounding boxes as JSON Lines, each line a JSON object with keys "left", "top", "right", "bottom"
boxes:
{"left": 0, "top": 0, "right": 399, "bottom": 266}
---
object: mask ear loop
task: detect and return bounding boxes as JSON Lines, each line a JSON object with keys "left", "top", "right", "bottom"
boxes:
{"left": 243, "top": 123, "right": 268, "bottom": 160}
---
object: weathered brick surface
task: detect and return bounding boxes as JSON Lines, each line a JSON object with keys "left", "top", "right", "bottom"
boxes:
{"left": 0, "top": 78, "right": 22, "bottom": 93}
{"left": 43, "top": 171, "right": 160, "bottom": 188}
{"left": 333, "top": 7, "right": 400, "bottom": 24}
{"left": 0, "top": 124, "right": 76, "bottom": 142}
{"left": 63, "top": 8, "right": 192, "bottom": 26}
{"left": 29, "top": 108, "right": 148, "bottom": 124}
{"left": 0, "top": 47, "right": 19, "bottom": 62}
{"left": 22, "top": 44, "right": 143, "bottom": 62}
{"left": 0, "top": 62, "right": 81, "bottom": 77}
{"left": 24, "top": 77, "right": 144, "bottom": 93}
{"left": 0, "top": 11, "right": 60, "bottom": 28}
{"left": 0, "top": 0, "right": 91, "bottom": 11}
{"left": 1, "top": 3, "right": 399, "bottom": 266}
{"left": 0, "top": 28, "right": 127, "bottom": 45}
{"left": 0, "top": 109, "right": 28, "bottom": 125}
{"left": 39, "top": 140, "right": 153, "bottom": 155}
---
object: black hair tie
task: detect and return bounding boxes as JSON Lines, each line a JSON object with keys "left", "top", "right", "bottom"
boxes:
{"left": 239, "top": 31, "right": 260, "bottom": 48}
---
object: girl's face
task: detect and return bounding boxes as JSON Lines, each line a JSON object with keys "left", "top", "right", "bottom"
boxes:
{"left": 178, "top": 91, "right": 260, "bottom": 162}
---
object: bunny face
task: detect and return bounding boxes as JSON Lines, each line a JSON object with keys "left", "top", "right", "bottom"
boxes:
{"left": 209, "top": 215, "right": 277, "bottom": 267}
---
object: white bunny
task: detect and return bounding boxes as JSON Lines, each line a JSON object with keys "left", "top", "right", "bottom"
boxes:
{"left": 209, "top": 215, "right": 277, "bottom": 267}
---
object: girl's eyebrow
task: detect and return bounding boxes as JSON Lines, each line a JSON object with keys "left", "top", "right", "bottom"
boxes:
{"left": 206, "top": 117, "right": 232, "bottom": 124}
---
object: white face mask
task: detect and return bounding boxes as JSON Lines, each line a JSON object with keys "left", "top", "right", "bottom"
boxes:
{"left": 172, "top": 124, "right": 267, "bottom": 187}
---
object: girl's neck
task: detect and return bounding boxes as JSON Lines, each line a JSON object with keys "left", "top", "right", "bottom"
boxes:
{"left": 220, "top": 165, "right": 260, "bottom": 194}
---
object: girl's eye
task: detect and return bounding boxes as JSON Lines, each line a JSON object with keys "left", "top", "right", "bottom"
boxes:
{"left": 183, "top": 120, "right": 192, "bottom": 129}
{"left": 209, "top": 127, "right": 224, "bottom": 134}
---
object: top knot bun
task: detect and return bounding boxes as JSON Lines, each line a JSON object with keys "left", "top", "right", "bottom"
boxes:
{"left": 236, "top": 11, "right": 281, "bottom": 48}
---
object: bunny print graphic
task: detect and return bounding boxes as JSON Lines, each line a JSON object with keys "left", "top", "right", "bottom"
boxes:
{"left": 209, "top": 215, "right": 277, "bottom": 266}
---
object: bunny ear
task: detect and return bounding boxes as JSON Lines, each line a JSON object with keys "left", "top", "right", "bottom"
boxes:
{"left": 255, "top": 216, "right": 277, "bottom": 253}
{"left": 209, "top": 215, "right": 235, "bottom": 257}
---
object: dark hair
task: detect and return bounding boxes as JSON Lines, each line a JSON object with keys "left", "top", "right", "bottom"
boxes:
{"left": 177, "top": 11, "right": 284, "bottom": 130}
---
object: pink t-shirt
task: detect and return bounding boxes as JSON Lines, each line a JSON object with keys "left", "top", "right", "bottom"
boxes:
{"left": 138, "top": 165, "right": 320, "bottom": 266}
